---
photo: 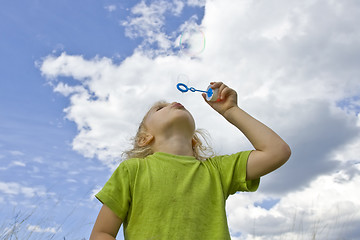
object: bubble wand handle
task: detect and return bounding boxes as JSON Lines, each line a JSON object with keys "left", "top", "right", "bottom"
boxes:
{"left": 177, "top": 83, "right": 208, "bottom": 93}
{"left": 176, "top": 83, "right": 219, "bottom": 101}
{"left": 189, "top": 87, "right": 208, "bottom": 93}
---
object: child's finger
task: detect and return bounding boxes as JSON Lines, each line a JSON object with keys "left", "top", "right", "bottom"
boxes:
{"left": 210, "top": 82, "right": 223, "bottom": 89}
{"left": 218, "top": 83, "right": 229, "bottom": 100}
{"left": 202, "top": 92, "right": 212, "bottom": 103}
{"left": 209, "top": 82, "right": 225, "bottom": 100}
{"left": 208, "top": 82, "right": 236, "bottom": 101}
{"left": 202, "top": 93, "right": 207, "bottom": 101}
{"left": 221, "top": 86, "right": 233, "bottom": 99}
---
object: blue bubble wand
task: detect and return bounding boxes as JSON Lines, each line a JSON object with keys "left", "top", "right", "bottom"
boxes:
{"left": 176, "top": 83, "right": 219, "bottom": 101}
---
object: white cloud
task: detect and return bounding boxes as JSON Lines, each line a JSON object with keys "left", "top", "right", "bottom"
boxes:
{"left": 90, "top": 186, "right": 102, "bottom": 201}
{"left": 9, "top": 150, "right": 24, "bottom": 156}
{"left": 0, "top": 182, "right": 48, "bottom": 199}
{"left": 104, "top": 4, "right": 116, "bottom": 13}
{"left": 39, "top": 0, "right": 360, "bottom": 238}
{"left": 53, "top": 82, "right": 86, "bottom": 97}
{"left": 32, "top": 156, "right": 44, "bottom": 163}
{"left": 187, "top": 0, "right": 205, "bottom": 7}
{"left": 40, "top": 0, "right": 360, "bottom": 171}
{"left": 227, "top": 163, "right": 360, "bottom": 239}
{"left": 12, "top": 161, "right": 26, "bottom": 167}
{"left": 0, "top": 182, "right": 19, "bottom": 195}
{"left": 120, "top": 0, "right": 198, "bottom": 55}
{"left": 121, "top": 0, "right": 173, "bottom": 52}
{"left": 40, "top": 52, "right": 198, "bottom": 168}
{"left": 27, "top": 224, "right": 58, "bottom": 234}
{"left": 172, "top": 0, "right": 185, "bottom": 16}
{"left": 66, "top": 178, "right": 77, "bottom": 183}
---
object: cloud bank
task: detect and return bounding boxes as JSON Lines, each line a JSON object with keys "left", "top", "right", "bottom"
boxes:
{"left": 39, "top": 0, "right": 360, "bottom": 239}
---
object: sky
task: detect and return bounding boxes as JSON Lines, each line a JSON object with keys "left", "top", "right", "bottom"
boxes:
{"left": 1, "top": 0, "right": 360, "bottom": 239}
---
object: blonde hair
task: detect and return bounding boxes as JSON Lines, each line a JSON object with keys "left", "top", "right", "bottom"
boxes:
{"left": 123, "top": 101, "right": 214, "bottom": 161}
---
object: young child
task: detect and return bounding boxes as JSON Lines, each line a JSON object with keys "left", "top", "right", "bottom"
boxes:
{"left": 90, "top": 82, "right": 291, "bottom": 240}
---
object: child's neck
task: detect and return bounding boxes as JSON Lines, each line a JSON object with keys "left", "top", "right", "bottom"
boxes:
{"left": 152, "top": 134, "right": 194, "bottom": 157}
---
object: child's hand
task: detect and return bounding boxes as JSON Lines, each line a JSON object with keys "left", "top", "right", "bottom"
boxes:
{"left": 202, "top": 82, "right": 238, "bottom": 117}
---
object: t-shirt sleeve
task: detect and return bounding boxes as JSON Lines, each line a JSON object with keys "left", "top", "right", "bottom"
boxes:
{"left": 95, "top": 162, "right": 131, "bottom": 221}
{"left": 211, "top": 151, "right": 260, "bottom": 197}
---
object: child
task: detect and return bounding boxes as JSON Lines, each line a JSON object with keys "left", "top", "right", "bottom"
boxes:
{"left": 90, "top": 82, "right": 291, "bottom": 240}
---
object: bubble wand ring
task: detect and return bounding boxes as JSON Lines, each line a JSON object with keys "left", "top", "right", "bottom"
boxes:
{"left": 176, "top": 83, "right": 219, "bottom": 101}
{"left": 177, "top": 83, "right": 207, "bottom": 93}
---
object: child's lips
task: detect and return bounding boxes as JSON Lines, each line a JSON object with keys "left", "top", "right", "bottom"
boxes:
{"left": 171, "top": 102, "right": 185, "bottom": 109}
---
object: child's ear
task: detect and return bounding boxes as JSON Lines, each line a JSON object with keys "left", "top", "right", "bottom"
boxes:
{"left": 192, "top": 137, "right": 198, "bottom": 148}
{"left": 138, "top": 133, "right": 154, "bottom": 147}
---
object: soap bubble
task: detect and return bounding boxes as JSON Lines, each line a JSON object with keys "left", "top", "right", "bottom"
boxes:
{"left": 172, "top": 74, "right": 190, "bottom": 94}
{"left": 179, "top": 27, "right": 206, "bottom": 57}
{"left": 177, "top": 73, "right": 190, "bottom": 84}
{"left": 174, "top": 74, "right": 191, "bottom": 97}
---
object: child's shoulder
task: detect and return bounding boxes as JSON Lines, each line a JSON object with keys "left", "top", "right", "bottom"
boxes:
{"left": 118, "top": 155, "right": 150, "bottom": 169}
{"left": 205, "top": 151, "right": 253, "bottom": 165}
{"left": 120, "top": 157, "right": 143, "bottom": 166}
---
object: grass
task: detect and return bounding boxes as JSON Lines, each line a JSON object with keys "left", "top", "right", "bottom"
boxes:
{"left": 0, "top": 209, "right": 90, "bottom": 240}
{"left": 0, "top": 200, "right": 94, "bottom": 240}
{"left": 0, "top": 182, "right": 101, "bottom": 240}
{"left": 1, "top": 199, "right": 356, "bottom": 240}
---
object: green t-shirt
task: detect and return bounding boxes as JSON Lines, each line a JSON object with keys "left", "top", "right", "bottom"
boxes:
{"left": 96, "top": 151, "right": 260, "bottom": 240}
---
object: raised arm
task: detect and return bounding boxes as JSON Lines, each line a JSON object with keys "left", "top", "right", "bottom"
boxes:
{"left": 90, "top": 204, "right": 122, "bottom": 240}
{"left": 203, "top": 82, "right": 291, "bottom": 180}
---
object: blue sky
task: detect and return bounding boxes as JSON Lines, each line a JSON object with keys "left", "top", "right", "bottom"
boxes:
{"left": 1, "top": 0, "right": 360, "bottom": 239}
{"left": 0, "top": 1, "right": 125, "bottom": 239}
{"left": 0, "top": 1, "right": 205, "bottom": 239}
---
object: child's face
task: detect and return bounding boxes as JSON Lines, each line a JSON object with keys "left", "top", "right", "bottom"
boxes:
{"left": 144, "top": 101, "right": 195, "bottom": 138}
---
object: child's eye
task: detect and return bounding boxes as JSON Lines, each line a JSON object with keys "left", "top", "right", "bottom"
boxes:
{"left": 156, "top": 106, "right": 164, "bottom": 111}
